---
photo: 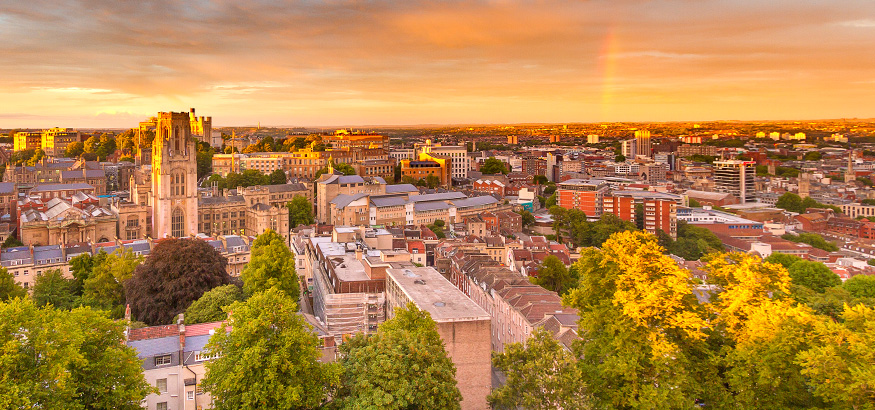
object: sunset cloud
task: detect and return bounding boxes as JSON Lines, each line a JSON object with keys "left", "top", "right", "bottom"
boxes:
{"left": 1, "top": 1, "right": 874, "bottom": 127}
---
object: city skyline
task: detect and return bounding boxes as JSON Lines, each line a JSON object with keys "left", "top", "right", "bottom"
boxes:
{"left": 3, "top": 0, "right": 875, "bottom": 128}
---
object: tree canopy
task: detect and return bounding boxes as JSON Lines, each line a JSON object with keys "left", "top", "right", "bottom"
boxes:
{"left": 480, "top": 157, "right": 508, "bottom": 175}
{"left": 185, "top": 284, "right": 244, "bottom": 325}
{"left": 531, "top": 255, "right": 572, "bottom": 295}
{"left": 241, "top": 229, "right": 299, "bottom": 302}
{"left": 287, "top": 195, "right": 315, "bottom": 229}
{"left": 0, "top": 298, "right": 152, "bottom": 409}
{"left": 82, "top": 248, "right": 142, "bottom": 318}
{"left": 489, "top": 328, "right": 588, "bottom": 410}
{"left": 202, "top": 288, "right": 339, "bottom": 410}
{"left": 32, "top": 269, "right": 75, "bottom": 310}
{"left": 0, "top": 267, "right": 26, "bottom": 302}
{"left": 125, "top": 238, "right": 231, "bottom": 325}
{"left": 338, "top": 303, "right": 462, "bottom": 410}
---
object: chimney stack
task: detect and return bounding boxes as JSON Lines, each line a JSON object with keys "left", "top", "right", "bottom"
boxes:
{"left": 178, "top": 314, "right": 186, "bottom": 350}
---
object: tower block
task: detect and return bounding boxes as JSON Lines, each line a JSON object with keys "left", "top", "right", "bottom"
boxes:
{"left": 152, "top": 112, "right": 199, "bottom": 238}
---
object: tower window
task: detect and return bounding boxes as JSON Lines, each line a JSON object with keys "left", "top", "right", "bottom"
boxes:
{"left": 172, "top": 208, "right": 185, "bottom": 237}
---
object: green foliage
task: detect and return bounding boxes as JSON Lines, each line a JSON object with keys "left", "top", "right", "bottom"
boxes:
{"left": 31, "top": 269, "right": 75, "bottom": 310}
{"left": 532, "top": 175, "right": 548, "bottom": 185}
{"left": 844, "top": 274, "right": 875, "bottom": 298}
{"left": 433, "top": 219, "right": 445, "bottom": 228}
{"left": 196, "top": 143, "right": 215, "bottom": 179}
{"left": 425, "top": 173, "right": 441, "bottom": 188}
{"left": 764, "top": 252, "right": 804, "bottom": 270}
{"left": 663, "top": 220, "right": 723, "bottom": 260}
{"left": 531, "top": 255, "right": 572, "bottom": 295}
{"left": 81, "top": 248, "right": 142, "bottom": 318}
{"left": 1, "top": 235, "right": 23, "bottom": 249}
{"left": 287, "top": 195, "right": 314, "bottom": 228}
{"left": 688, "top": 197, "right": 701, "bottom": 207}
{"left": 861, "top": 198, "right": 875, "bottom": 206}
{"left": 428, "top": 224, "right": 447, "bottom": 239}
{"left": 338, "top": 303, "right": 462, "bottom": 410}
{"left": 517, "top": 210, "right": 535, "bottom": 227}
{"left": 333, "top": 162, "right": 356, "bottom": 176}
{"left": 614, "top": 154, "right": 626, "bottom": 162}
{"left": 480, "top": 157, "right": 508, "bottom": 174}
{"left": 125, "top": 238, "right": 232, "bottom": 325}
{"left": 782, "top": 232, "right": 838, "bottom": 252}
{"left": 0, "top": 267, "right": 26, "bottom": 302}
{"left": 269, "top": 168, "right": 287, "bottom": 185}
{"left": 210, "top": 169, "right": 272, "bottom": 189}
{"left": 549, "top": 206, "right": 636, "bottom": 248}
{"left": 787, "top": 260, "right": 841, "bottom": 293}
{"left": 489, "top": 328, "right": 588, "bottom": 410}
{"left": 65, "top": 141, "right": 85, "bottom": 157}
{"left": 202, "top": 288, "right": 339, "bottom": 410}
{"left": 0, "top": 298, "right": 153, "bottom": 409}
{"left": 185, "top": 284, "right": 244, "bottom": 325}
{"left": 241, "top": 229, "right": 300, "bottom": 302}
{"left": 775, "top": 192, "right": 840, "bottom": 214}
{"left": 857, "top": 177, "right": 874, "bottom": 187}
{"left": 688, "top": 154, "right": 717, "bottom": 163}
{"left": 545, "top": 192, "right": 557, "bottom": 208}
{"left": 803, "top": 151, "right": 823, "bottom": 161}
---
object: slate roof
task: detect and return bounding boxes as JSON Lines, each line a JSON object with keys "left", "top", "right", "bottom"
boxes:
{"left": 29, "top": 183, "right": 94, "bottom": 192}
{"left": 415, "top": 201, "right": 451, "bottom": 212}
{"left": 386, "top": 184, "right": 418, "bottom": 193}
{"left": 330, "top": 193, "right": 369, "bottom": 209}
{"left": 370, "top": 196, "right": 407, "bottom": 207}
{"left": 128, "top": 336, "right": 179, "bottom": 359}
{"left": 451, "top": 196, "right": 498, "bottom": 208}
{"left": 408, "top": 192, "right": 467, "bottom": 203}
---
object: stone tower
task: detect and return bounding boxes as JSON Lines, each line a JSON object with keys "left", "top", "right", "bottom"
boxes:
{"left": 845, "top": 151, "right": 856, "bottom": 183}
{"left": 798, "top": 172, "right": 810, "bottom": 199}
{"left": 152, "top": 112, "right": 199, "bottom": 238}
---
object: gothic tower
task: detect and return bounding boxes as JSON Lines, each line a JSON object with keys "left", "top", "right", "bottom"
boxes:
{"left": 152, "top": 112, "right": 198, "bottom": 238}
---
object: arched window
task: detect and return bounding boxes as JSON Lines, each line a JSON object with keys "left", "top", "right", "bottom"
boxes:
{"left": 172, "top": 207, "right": 185, "bottom": 237}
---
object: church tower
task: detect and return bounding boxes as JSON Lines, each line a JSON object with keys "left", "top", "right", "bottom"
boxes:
{"left": 152, "top": 112, "right": 198, "bottom": 238}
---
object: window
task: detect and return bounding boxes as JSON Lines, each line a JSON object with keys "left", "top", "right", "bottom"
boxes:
{"left": 172, "top": 208, "right": 185, "bottom": 238}
{"left": 157, "top": 402, "right": 168, "bottom": 410}
{"left": 187, "top": 391, "right": 195, "bottom": 400}
{"left": 156, "top": 378, "right": 168, "bottom": 393}
{"left": 154, "top": 354, "right": 172, "bottom": 366}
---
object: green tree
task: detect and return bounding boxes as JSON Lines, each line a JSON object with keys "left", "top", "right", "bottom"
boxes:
{"left": 804, "top": 151, "right": 822, "bottom": 161}
{"left": 269, "top": 168, "right": 287, "bottom": 185}
{"left": 764, "top": 252, "right": 804, "bottom": 270}
{"left": 1, "top": 235, "right": 23, "bottom": 249}
{"left": 185, "top": 284, "right": 244, "bottom": 324}
{"left": 775, "top": 192, "right": 803, "bottom": 213}
{"left": 532, "top": 255, "right": 571, "bottom": 295}
{"left": 787, "top": 260, "right": 841, "bottom": 293}
{"left": 0, "top": 298, "right": 153, "bottom": 409}
{"left": 26, "top": 148, "right": 45, "bottom": 165}
{"left": 688, "top": 197, "right": 701, "bottom": 207}
{"left": 545, "top": 192, "right": 557, "bottom": 208}
{"left": 31, "top": 269, "right": 75, "bottom": 310}
{"left": 241, "top": 229, "right": 299, "bottom": 302}
{"left": 82, "top": 248, "right": 142, "bottom": 317}
{"left": 0, "top": 267, "right": 26, "bottom": 302}
{"left": 338, "top": 303, "right": 462, "bottom": 410}
{"left": 532, "top": 175, "right": 548, "bottom": 185}
{"left": 480, "top": 157, "right": 508, "bottom": 174}
{"left": 65, "top": 141, "right": 85, "bottom": 157}
{"left": 425, "top": 174, "right": 441, "bottom": 188}
{"left": 782, "top": 232, "right": 838, "bottom": 252}
{"left": 843, "top": 274, "right": 875, "bottom": 298}
{"left": 287, "top": 195, "right": 314, "bottom": 228}
{"left": 196, "top": 144, "right": 215, "bottom": 179}
{"left": 125, "top": 238, "right": 232, "bottom": 325}
{"left": 202, "top": 288, "right": 339, "bottom": 409}
{"left": 518, "top": 210, "right": 535, "bottom": 227}
{"left": 83, "top": 136, "right": 99, "bottom": 154}
{"left": 333, "top": 162, "right": 356, "bottom": 176}
{"left": 489, "top": 328, "right": 589, "bottom": 410}
{"left": 614, "top": 154, "right": 626, "bottom": 162}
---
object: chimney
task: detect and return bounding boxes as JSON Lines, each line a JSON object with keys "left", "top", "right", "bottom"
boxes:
{"left": 178, "top": 314, "right": 186, "bottom": 350}
{"left": 355, "top": 248, "right": 363, "bottom": 261}
{"left": 124, "top": 304, "right": 131, "bottom": 322}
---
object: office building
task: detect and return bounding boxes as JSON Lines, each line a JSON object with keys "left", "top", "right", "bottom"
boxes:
{"left": 713, "top": 160, "right": 756, "bottom": 204}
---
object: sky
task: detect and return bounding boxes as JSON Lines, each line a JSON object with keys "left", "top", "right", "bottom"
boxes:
{"left": 2, "top": 0, "right": 875, "bottom": 128}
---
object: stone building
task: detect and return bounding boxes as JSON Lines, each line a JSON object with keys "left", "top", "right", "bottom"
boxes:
{"left": 151, "top": 111, "right": 199, "bottom": 238}
{"left": 18, "top": 195, "right": 117, "bottom": 246}
{"left": 316, "top": 173, "right": 387, "bottom": 223}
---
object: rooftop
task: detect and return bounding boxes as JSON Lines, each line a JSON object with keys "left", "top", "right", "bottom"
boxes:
{"left": 387, "top": 267, "right": 490, "bottom": 323}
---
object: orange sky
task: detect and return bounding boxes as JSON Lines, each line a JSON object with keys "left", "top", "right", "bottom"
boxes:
{"left": 2, "top": 1, "right": 875, "bottom": 128}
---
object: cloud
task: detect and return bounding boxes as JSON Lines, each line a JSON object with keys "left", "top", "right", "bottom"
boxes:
{"left": 1, "top": 0, "right": 875, "bottom": 126}
{"left": 839, "top": 19, "right": 875, "bottom": 28}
